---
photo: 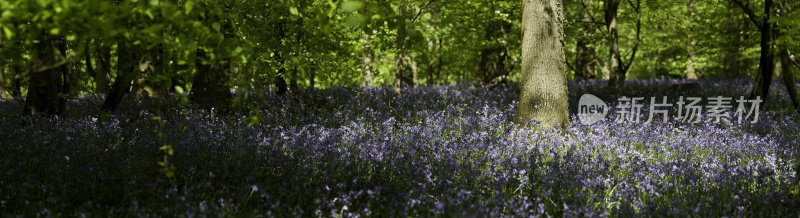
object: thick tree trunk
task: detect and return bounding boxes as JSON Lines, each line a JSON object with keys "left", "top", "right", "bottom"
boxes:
{"left": 515, "top": 0, "right": 569, "bottom": 127}
{"left": 605, "top": 0, "right": 623, "bottom": 87}
{"left": 781, "top": 49, "right": 800, "bottom": 111}
{"left": 24, "top": 35, "right": 67, "bottom": 115}
{"left": 102, "top": 41, "right": 138, "bottom": 111}
{"left": 362, "top": 33, "right": 374, "bottom": 87}
{"left": 748, "top": 0, "right": 774, "bottom": 102}
{"left": 686, "top": 0, "right": 698, "bottom": 79}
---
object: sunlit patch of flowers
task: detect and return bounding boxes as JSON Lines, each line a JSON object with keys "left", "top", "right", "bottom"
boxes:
{"left": 0, "top": 78, "right": 798, "bottom": 216}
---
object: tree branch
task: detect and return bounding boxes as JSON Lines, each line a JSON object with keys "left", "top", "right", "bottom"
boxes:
{"left": 579, "top": 0, "right": 608, "bottom": 36}
{"left": 621, "top": 0, "right": 641, "bottom": 72}
{"left": 788, "top": 49, "right": 800, "bottom": 69}
{"left": 729, "top": 0, "right": 763, "bottom": 29}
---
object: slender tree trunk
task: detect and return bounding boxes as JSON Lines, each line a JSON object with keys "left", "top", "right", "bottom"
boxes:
{"left": 781, "top": 49, "right": 800, "bottom": 111}
{"left": 394, "top": 53, "right": 404, "bottom": 94}
{"left": 102, "top": 41, "right": 138, "bottom": 111}
{"left": 309, "top": 65, "right": 316, "bottom": 88}
{"left": 410, "top": 56, "right": 419, "bottom": 87}
{"left": 575, "top": 3, "right": 596, "bottom": 80}
{"left": 515, "top": 0, "right": 569, "bottom": 127}
{"left": 686, "top": 0, "right": 698, "bottom": 79}
{"left": 96, "top": 44, "right": 111, "bottom": 94}
{"left": 605, "top": 0, "right": 623, "bottom": 87}
{"left": 362, "top": 33, "right": 374, "bottom": 87}
{"left": 290, "top": 66, "right": 298, "bottom": 90}
{"left": 10, "top": 63, "right": 21, "bottom": 98}
{"left": 749, "top": 0, "right": 774, "bottom": 102}
{"left": 24, "top": 35, "right": 67, "bottom": 115}
{"left": 0, "top": 33, "right": 5, "bottom": 100}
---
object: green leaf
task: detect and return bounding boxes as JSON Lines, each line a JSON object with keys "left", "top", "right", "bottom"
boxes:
{"left": 2, "top": 26, "right": 13, "bottom": 40}
{"left": 289, "top": 7, "right": 299, "bottom": 15}
{"left": 340, "top": 1, "right": 364, "bottom": 13}
{"left": 185, "top": 0, "right": 194, "bottom": 14}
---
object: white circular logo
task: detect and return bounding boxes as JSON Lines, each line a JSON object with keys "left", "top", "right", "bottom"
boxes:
{"left": 578, "top": 94, "right": 608, "bottom": 125}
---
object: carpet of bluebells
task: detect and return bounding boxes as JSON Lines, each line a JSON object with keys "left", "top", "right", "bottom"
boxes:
{"left": 1, "top": 78, "right": 800, "bottom": 216}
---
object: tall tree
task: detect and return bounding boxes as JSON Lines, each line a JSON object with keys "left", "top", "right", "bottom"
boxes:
{"left": 24, "top": 35, "right": 67, "bottom": 115}
{"left": 605, "top": 0, "right": 641, "bottom": 88}
{"left": 362, "top": 33, "right": 375, "bottom": 87}
{"left": 781, "top": 49, "right": 800, "bottom": 111}
{"left": 573, "top": 0, "right": 597, "bottom": 80}
{"left": 514, "top": 0, "right": 569, "bottom": 127}
{"left": 685, "top": 0, "right": 699, "bottom": 79}
{"left": 730, "top": 0, "right": 775, "bottom": 102}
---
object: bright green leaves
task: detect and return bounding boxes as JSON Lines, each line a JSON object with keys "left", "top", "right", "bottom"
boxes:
{"left": 185, "top": 0, "right": 194, "bottom": 14}
{"left": 341, "top": 1, "right": 364, "bottom": 12}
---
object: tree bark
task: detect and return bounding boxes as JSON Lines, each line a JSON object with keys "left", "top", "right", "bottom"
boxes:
{"left": 574, "top": 5, "right": 596, "bottom": 80}
{"left": 477, "top": 20, "right": 512, "bottom": 84}
{"left": 362, "top": 33, "right": 374, "bottom": 87}
{"left": 0, "top": 33, "right": 5, "bottom": 100}
{"left": 190, "top": 48, "right": 232, "bottom": 110}
{"left": 102, "top": 41, "right": 138, "bottom": 111}
{"left": 24, "top": 35, "right": 67, "bottom": 115}
{"left": 748, "top": 0, "right": 774, "bottom": 102}
{"left": 781, "top": 49, "right": 800, "bottom": 111}
{"left": 686, "top": 0, "right": 698, "bottom": 79}
{"left": 515, "top": 0, "right": 570, "bottom": 127}
{"left": 605, "top": 0, "right": 622, "bottom": 87}
{"left": 96, "top": 44, "right": 111, "bottom": 94}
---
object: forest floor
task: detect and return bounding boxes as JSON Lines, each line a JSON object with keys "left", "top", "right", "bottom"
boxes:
{"left": 1, "top": 78, "right": 799, "bottom": 216}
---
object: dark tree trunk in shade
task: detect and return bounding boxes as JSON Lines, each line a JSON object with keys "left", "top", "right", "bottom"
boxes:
{"left": 747, "top": 0, "right": 774, "bottom": 103}
{"left": 514, "top": 0, "right": 570, "bottom": 127}
{"left": 102, "top": 41, "right": 138, "bottom": 111}
{"left": 574, "top": 3, "right": 596, "bottom": 80}
{"left": 24, "top": 35, "right": 67, "bottom": 115}
{"left": 10, "top": 64, "right": 21, "bottom": 98}
{"left": 477, "top": 20, "right": 512, "bottom": 84}
{"left": 190, "top": 49, "right": 232, "bottom": 110}
{"left": 781, "top": 49, "right": 800, "bottom": 111}
{"left": 0, "top": 33, "right": 5, "bottom": 99}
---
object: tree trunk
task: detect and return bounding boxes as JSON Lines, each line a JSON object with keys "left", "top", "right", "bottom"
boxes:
{"left": 96, "top": 45, "right": 111, "bottom": 94}
{"left": 748, "top": 0, "right": 774, "bottom": 102}
{"left": 477, "top": 20, "right": 512, "bottom": 84}
{"left": 605, "top": 0, "right": 623, "bottom": 87}
{"left": 781, "top": 49, "right": 800, "bottom": 111}
{"left": 515, "top": 0, "right": 570, "bottom": 127}
{"left": 0, "top": 32, "right": 5, "bottom": 100}
{"left": 393, "top": 53, "right": 404, "bottom": 94}
{"left": 10, "top": 63, "right": 21, "bottom": 98}
{"left": 574, "top": 4, "right": 596, "bottom": 80}
{"left": 686, "top": 0, "right": 698, "bottom": 79}
{"left": 309, "top": 65, "right": 316, "bottom": 88}
{"left": 102, "top": 41, "right": 138, "bottom": 111}
{"left": 24, "top": 35, "right": 67, "bottom": 115}
{"left": 190, "top": 49, "right": 231, "bottom": 110}
{"left": 362, "top": 34, "right": 374, "bottom": 87}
